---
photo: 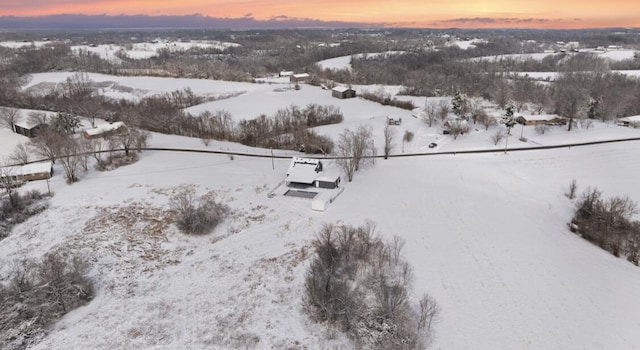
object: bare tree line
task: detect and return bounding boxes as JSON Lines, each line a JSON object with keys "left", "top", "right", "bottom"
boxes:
{"left": 569, "top": 184, "right": 640, "bottom": 265}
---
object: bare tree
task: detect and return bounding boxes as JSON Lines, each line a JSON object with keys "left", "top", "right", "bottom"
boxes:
{"left": 78, "top": 138, "right": 96, "bottom": 171}
{"left": 437, "top": 100, "right": 449, "bottom": 122}
{"left": 335, "top": 126, "right": 375, "bottom": 182}
{"left": 109, "top": 128, "right": 150, "bottom": 156}
{"left": 553, "top": 72, "right": 589, "bottom": 131}
{"left": 417, "top": 293, "right": 440, "bottom": 333}
{"left": 63, "top": 72, "right": 93, "bottom": 101}
{"left": 478, "top": 111, "right": 496, "bottom": 130}
{"left": 565, "top": 179, "right": 578, "bottom": 200}
{"left": 447, "top": 119, "right": 468, "bottom": 140}
{"left": 335, "top": 129, "right": 357, "bottom": 182}
{"left": 383, "top": 124, "right": 395, "bottom": 159}
{"left": 0, "top": 107, "right": 20, "bottom": 133}
{"left": 491, "top": 129, "right": 504, "bottom": 145}
{"left": 9, "top": 143, "right": 30, "bottom": 165}
{"left": 423, "top": 100, "right": 439, "bottom": 127}
{"left": 28, "top": 111, "right": 49, "bottom": 126}
{"left": 531, "top": 85, "right": 551, "bottom": 114}
{"left": 0, "top": 160, "right": 20, "bottom": 208}
{"left": 402, "top": 130, "right": 414, "bottom": 153}
{"left": 467, "top": 98, "right": 484, "bottom": 124}
{"left": 75, "top": 96, "right": 105, "bottom": 128}
{"left": 352, "top": 125, "right": 375, "bottom": 171}
{"left": 30, "top": 129, "right": 65, "bottom": 164}
{"left": 57, "top": 136, "right": 81, "bottom": 183}
{"left": 88, "top": 138, "right": 105, "bottom": 165}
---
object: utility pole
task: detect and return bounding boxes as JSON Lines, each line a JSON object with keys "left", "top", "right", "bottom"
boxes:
{"left": 271, "top": 149, "right": 274, "bottom": 170}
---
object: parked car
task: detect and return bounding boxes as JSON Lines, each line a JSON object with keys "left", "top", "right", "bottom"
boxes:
{"left": 428, "top": 142, "right": 437, "bottom": 148}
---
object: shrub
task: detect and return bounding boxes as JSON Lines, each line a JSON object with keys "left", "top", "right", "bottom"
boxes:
{"left": 565, "top": 179, "right": 578, "bottom": 200}
{"left": 170, "top": 188, "right": 229, "bottom": 235}
{"left": 303, "top": 223, "right": 439, "bottom": 349}
{"left": 95, "top": 152, "right": 139, "bottom": 171}
{"left": 0, "top": 190, "right": 51, "bottom": 240}
{"left": 360, "top": 92, "right": 416, "bottom": 110}
{"left": 0, "top": 252, "right": 93, "bottom": 349}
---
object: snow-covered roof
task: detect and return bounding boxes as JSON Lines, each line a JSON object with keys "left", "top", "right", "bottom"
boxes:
{"left": 1, "top": 161, "right": 52, "bottom": 177}
{"left": 286, "top": 158, "right": 322, "bottom": 184}
{"left": 84, "top": 122, "right": 126, "bottom": 137}
{"left": 279, "top": 71, "right": 294, "bottom": 76}
{"left": 14, "top": 113, "right": 51, "bottom": 129}
{"left": 19, "top": 161, "right": 53, "bottom": 175}
{"left": 517, "top": 114, "right": 564, "bottom": 121}
{"left": 292, "top": 73, "right": 310, "bottom": 79}
{"left": 619, "top": 115, "right": 640, "bottom": 123}
{"left": 332, "top": 86, "right": 353, "bottom": 93}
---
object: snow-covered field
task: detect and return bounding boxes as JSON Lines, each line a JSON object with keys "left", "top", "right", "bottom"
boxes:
{"left": 70, "top": 40, "right": 239, "bottom": 63}
{"left": 2, "top": 75, "right": 640, "bottom": 350}
{"left": 24, "top": 72, "right": 259, "bottom": 103}
{"left": 0, "top": 40, "right": 53, "bottom": 49}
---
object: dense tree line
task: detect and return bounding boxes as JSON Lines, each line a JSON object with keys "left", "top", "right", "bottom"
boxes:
{"left": 569, "top": 186, "right": 640, "bottom": 265}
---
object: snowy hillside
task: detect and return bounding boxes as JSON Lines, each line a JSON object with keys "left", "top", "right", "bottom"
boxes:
{"left": 2, "top": 75, "right": 640, "bottom": 349}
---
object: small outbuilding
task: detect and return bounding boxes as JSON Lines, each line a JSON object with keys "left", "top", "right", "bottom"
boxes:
{"left": 14, "top": 120, "right": 48, "bottom": 138}
{"left": 331, "top": 86, "right": 356, "bottom": 99}
{"left": 290, "top": 73, "right": 310, "bottom": 83}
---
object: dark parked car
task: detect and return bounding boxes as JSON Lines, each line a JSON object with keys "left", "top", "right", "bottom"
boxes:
{"left": 428, "top": 142, "right": 437, "bottom": 148}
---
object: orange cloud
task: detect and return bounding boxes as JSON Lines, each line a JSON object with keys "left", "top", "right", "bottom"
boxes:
{"left": 1, "top": 0, "right": 639, "bottom": 28}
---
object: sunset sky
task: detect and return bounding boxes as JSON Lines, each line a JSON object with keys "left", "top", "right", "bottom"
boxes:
{"left": 1, "top": 0, "right": 639, "bottom": 28}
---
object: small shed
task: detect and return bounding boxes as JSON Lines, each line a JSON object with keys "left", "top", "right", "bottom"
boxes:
{"left": 290, "top": 73, "right": 310, "bottom": 83}
{"left": 14, "top": 121, "right": 48, "bottom": 138}
{"left": 332, "top": 86, "right": 356, "bottom": 99}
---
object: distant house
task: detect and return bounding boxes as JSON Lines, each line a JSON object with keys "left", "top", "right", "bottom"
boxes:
{"left": 82, "top": 122, "right": 128, "bottom": 139}
{"left": 515, "top": 115, "right": 567, "bottom": 126}
{"left": 279, "top": 71, "right": 294, "bottom": 78}
{"left": 332, "top": 86, "right": 356, "bottom": 99}
{"left": 0, "top": 161, "right": 53, "bottom": 183}
{"left": 387, "top": 117, "right": 402, "bottom": 125}
{"left": 290, "top": 73, "right": 310, "bottom": 83}
{"left": 286, "top": 157, "right": 340, "bottom": 189}
{"left": 618, "top": 115, "right": 640, "bottom": 127}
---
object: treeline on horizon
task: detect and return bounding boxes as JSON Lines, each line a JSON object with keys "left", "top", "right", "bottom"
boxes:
{"left": 1, "top": 28, "right": 640, "bottom": 128}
